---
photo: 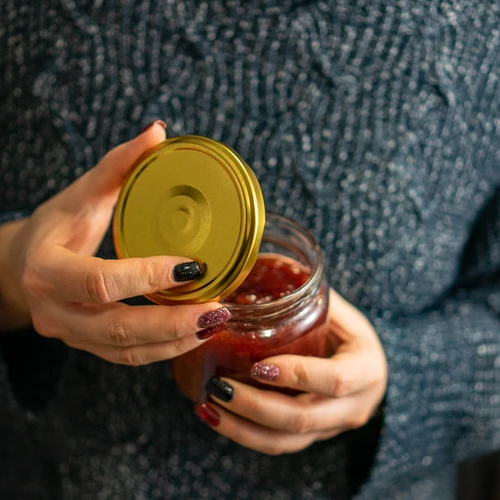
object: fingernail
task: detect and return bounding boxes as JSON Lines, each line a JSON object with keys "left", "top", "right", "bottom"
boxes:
{"left": 197, "top": 307, "right": 231, "bottom": 329}
{"left": 194, "top": 402, "right": 220, "bottom": 427}
{"left": 196, "top": 322, "right": 226, "bottom": 340}
{"left": 205, "top": 377, "right": 234, "bottom": 402}
{"left": 250, "top": 363, "right": 280, "bottom": 381}
{"left": 173, "top": 261, "right": 204, "bottom": 282}
{"left": 137, "top": 119, "right": 167, "bottom": 136}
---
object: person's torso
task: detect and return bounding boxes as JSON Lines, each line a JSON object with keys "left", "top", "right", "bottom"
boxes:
{"left": 1, "top": 1, "right": 499, "bottom": 498}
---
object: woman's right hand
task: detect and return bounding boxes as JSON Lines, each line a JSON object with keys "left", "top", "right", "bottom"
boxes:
{"left": 0, "top": 121, "right": 230, "bottom": 365}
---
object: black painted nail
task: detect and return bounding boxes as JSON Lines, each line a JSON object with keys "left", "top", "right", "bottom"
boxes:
{"left": 205, "top": 377, "right": 234, "bottom": 402}
{"left": 137, "top": 119, "right": 166, "bottom": 136}
{"left": 173, "top": 261, "right": 203, "bottom": 282}
{"left": 196, "top": 322, "right": 226, "bottom": 340}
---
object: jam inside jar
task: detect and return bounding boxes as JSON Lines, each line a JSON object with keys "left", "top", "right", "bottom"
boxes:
{"left": 171, "top": 214, "right": 331, "bottom": 402}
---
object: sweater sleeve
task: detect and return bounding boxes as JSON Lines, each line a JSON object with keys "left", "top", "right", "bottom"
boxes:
{"left": 359, "top": 188, "right": 500, "bottom": 497}
{"left": 0, "top": 211, "right": 28, "bottom": 225}
{"left": 0, "top": 209, "right": 68, "bottom": 414}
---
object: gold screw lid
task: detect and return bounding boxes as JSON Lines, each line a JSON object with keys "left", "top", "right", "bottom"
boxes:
{"left": 113, "top": 135, "right": 265, "bottom": 304}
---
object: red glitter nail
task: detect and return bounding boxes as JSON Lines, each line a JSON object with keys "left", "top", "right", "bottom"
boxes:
{"left": 196, "top": 322, "right": 226, "bottom": 340}
{"left": 250, "top": 363, "right": 280, "bottom": 381}
{"left": 194, "top": 402, "right": 220, "bottom": 427}
{"left": 197, "top": 307, "right": 231, "bottom": 329}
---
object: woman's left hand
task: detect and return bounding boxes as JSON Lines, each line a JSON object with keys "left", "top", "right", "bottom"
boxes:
{"left": 196, "top": 288, "right": 388, "bottom": 455}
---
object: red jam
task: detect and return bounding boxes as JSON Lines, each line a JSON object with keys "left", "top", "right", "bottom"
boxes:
{"left": 225, "top": 256, "right": 310, "bottom": 304}
{"left": 171, "top": 254, "right": 330, "bottom": 402}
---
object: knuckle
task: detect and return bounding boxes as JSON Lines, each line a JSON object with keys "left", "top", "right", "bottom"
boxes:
{"left": 85, "top": 268, "right": 115, "bottom": 304}
{"left": 21, "top": 257, "right": 44, "bottom": 297}
{"left": 118, "top": 347, "right": 146, "bottom": 366}
{"left": 31, "top": 314, "right": 59, "bottom": 339}
{"left": 142, "top": 258, "right": 163, "bottom": 291}
{"left": 287, "top": 412, "right": 313, "bottom": 434}
{"left": 244, "top": 397, "right": 261, "bottom": 416}
{"left": 167, "top": 317, "right": 187, "bottom": 340}
{"left": 292, "top": 360, "right": 312, "bottom": 388}
{"left": 108, "top": 323, "right": 135, "bottom": 346}
{"left": 330, "top": 372, "right": 352, "bottom": 398}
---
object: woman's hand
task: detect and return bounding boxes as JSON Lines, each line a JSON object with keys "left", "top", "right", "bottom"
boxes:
{"left": 0, "top": 121, "right": 230, "bottom": 363}
{"left": 198, "top": 288, "right": 387, "bottom": 455}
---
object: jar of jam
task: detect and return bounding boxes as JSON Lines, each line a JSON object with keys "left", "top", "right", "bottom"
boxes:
{"left": 113, "top": 135, "right": 331, "bottom": 402}
{"left": 170, "top": 213, "right": 331, "bottom": 402}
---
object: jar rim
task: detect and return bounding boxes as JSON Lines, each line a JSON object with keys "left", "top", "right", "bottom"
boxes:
{"left": 221, "top": 213, "right": 324, "bottom": 319}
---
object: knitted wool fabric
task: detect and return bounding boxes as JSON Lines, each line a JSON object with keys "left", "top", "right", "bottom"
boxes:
{"left": 1, "top": 1, "right": 500, "bottom": 499}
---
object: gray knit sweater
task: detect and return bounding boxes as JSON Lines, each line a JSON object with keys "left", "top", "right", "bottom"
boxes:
{"left": 1, "top": 1, "right": 500, "bottom": 498}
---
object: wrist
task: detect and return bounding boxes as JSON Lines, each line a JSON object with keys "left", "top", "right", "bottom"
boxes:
{"left": 0, "top": 217, "right": 32, "bottom": 331}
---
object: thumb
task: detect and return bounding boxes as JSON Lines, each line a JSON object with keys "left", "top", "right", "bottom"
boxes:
{"left": 35, "top": 121, "right": 167, "bottom": 253}
{"left": 71, "top": 120, "right": 167, "bottom": 208}
{"left": 327, "top": 288, "right": 377, "bottom": 343}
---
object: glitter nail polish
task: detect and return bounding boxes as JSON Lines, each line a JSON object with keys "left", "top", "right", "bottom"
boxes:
{"left": 250, "top": 363, "right": 280, "bottom": 381}
{"left": 196, "top": 322, "right": 226, "bottom": 340}
{"left": 197, "top": 307, "right": 231, "bottom": 329}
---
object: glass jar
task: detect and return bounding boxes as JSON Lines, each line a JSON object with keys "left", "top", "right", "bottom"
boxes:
{"left": 171, "top": 213, "right": 331, "bottom": 402}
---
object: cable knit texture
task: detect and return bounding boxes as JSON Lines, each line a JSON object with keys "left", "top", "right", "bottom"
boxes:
{"left": 1, "top": 1, "right": 500, "bottom": 499}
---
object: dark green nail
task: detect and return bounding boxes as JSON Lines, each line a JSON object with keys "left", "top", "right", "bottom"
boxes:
{"left": 205, "top": 377, "right": 234, "bottom": 402}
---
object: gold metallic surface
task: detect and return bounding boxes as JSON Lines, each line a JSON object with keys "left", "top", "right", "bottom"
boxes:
{"left": 113, "top": 136, "right": 265, "bottom": 304}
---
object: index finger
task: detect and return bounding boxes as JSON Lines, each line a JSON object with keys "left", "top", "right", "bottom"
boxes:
{"left": 38, "top": 247, "right": 203, "bottom": 304}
